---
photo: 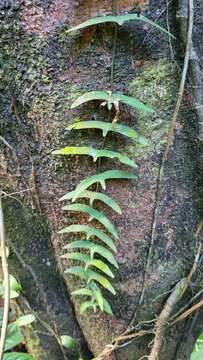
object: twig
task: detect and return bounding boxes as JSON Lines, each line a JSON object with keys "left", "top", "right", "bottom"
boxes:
{"left": 91, "top": 330, "right": 151, "bottom": 360}
{"left": 0, "top": 135, "right": 20, "bottom": 176}
{"left": 148, "top": 219, "right": 200, "bottom": 359}
{"left": 171, "top": 298, "right": 203, "bottom": 326}
{"left": 180, "top": 242, "right": 202, "bottom": 296}
{"left": 29, "top": 159, "right": 42, "bottom": 215}
{"left": 194, "top": 219, "right": 203, "bottom": 237}
{"left": 170, "top": 220, "right": 203, "bottom": 322}
{"left": 1, "top": 188, "right": 33, "bottom": 198}
{"left": 0, "top": 193, "right": 10, "bottom": 360}
{"left": 162, "top": 0, "right": 193, "bottom": 162}
{"left": 33, "top": 312, "right": 67, "bottom": 360}
{"left": 177, "top": 0, "right": 203, "bottom": 142}
{"left": 166, "top": 0, "right": 175, "bottom": 62}
{"left": 148, "top": 279, "right": 186, "bottom": 360}
{"left": 128, "top": 0, "right": 194, "bottom": 330}
{"left": 137, "top": 0, "right": 173, "bottom": 55}
{"left": 189, "top": 48, "right": 203, "bottom": 142}
{"left": 170, "top": 289, "right": 203, "bottom": 322}
{"left": 96, "top": 4, "right": 118, "bottom": 189}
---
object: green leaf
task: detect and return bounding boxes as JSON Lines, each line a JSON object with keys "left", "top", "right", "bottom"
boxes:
{"left": 197, "top": 333, "right": 203, "bottom": 342}
{"left": 66, "top": 120, "right": 148, "bottom": 145}
{"left": 71, "top": 288, "right": 93, "bottom": 297}
{"left": 60, "top": 189, "right": 122, "bottom": 214}
{"left": 0, "top": 284, "right": 19, "bottom": 300}
{"left": 63, "top": 253, "right": 114, "bottom": 278}
{"left": 71, "top": 91, "right": 153, "bottom": 113}
{"left": 86, "top": 271, "right": 116, "bottom": 295}
{"left": 62, "top": 252, "right": 90, "bottom": 262}
{"left": 66, "top": 170, "right": 137, "bottom": 201}
{"left": 86, "top": 259, "right": 114, "bottom": 278}
{"left": 16, "top": 314, "right": 35, "bottom": 327}
{"left": 103, "top": 298, "right": 113, "bottom": 315}
{"left": 62, "top": 204, "right": 118, "bottom": 238}
{"left": 8, "top": 275, "right": 22, "bottom": 294}
{"left": 67, "top": 14, "right": 175, "bottom": 38}
{"left": 10, "top": 290, "right": 21, "bottom": 299}
{"left": 53, "top": 146, "right": 137, "bottom": 168}
{"left": 65, "top": 266, "right": 89, "bottom": 280}
{"left": 67, "top": 267, "right": 116, "bottom": 294}
{"left": 191, "top": 332, "right": 203, "bottom": 360}
{"left": 0, "top": 284, "right": 4, "bottom": 297}
{"left": 3, "top": 352, "right": 31, "bottom": 360}
{"left": 80, "top": 301, "right": 96, "bottom": 314}
{"left": 114, "top": 93, "right": 153, "bottom": 112}
{"left": 190, "top": 348, "right": 203, "bottom": 360}
{"left": 94, "top": 288, "right": 104, "bottom": 311}
{"left": 60, "top": 335, "right": 77, "bottom": 349}
{"left": 59, "top": 225, "right": 117, "bottom": 251}
{"left": 63, "top": 241, "right": 119, "bottom": 268}
{"left": 4, "top": 323, "right": 23, "bottom": 351}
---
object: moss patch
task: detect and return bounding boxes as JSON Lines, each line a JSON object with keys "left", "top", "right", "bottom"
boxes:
{"left": 127, "top": 60, "right": 178, "bottom": 158}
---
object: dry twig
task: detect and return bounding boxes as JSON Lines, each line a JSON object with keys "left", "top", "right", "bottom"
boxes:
{"left": 91, "top": 330, "right": 151, "bottom": 360}
{"left": 148, "top": 279, "right": 186, "bottom": 360}
{"left": 0, "top": 135, "right": 20, "bottom": 176}
{"left": 171, "top": 298, "right": 203, "bottom": 326}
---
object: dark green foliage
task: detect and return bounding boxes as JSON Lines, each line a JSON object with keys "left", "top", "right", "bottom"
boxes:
{"left": 70, "top": 91, "right": 154, "bottom": 112}
{"left": 54, "top": 12, "right": 165, "bottom": 315}
{"left": 66, "top": 14, "right": 175, "bottom": 38}
{"left": 56, "top": 88, "right": 141, "bottom": 313}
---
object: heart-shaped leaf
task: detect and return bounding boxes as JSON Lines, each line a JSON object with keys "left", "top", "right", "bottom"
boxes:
{"left": 60, "top": 335, "right": 77, "bottom": 349}
{"left": 16, "top": 314, "right": 35, "bottom": 327}
{"left": 4, "top": 323, "right": 23, "bottom": 352}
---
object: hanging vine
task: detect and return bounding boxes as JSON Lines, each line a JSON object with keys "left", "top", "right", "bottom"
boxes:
{"left": 53, "top": 13, "right": 173, "bottom": 315}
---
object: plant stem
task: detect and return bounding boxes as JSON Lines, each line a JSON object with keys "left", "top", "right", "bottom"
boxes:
{"left": 0, "top": 193, "right": 10, "bottom": 360}
{"left": 110, "top": 24, "right": 118, "bottom": 89}
{"left": 96, "top": 12, "right": 118, "bottom": 186}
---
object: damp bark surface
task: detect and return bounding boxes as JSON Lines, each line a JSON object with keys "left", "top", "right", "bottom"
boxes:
{"left": 0, "top": 1, "right": 203, "bottom": 359}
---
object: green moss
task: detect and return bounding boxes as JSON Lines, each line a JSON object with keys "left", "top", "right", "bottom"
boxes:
{"left": 126, "top": 59, "right": 178, "bottom": 159}
{"left": 22, "top": 325, "right": 47, "bottom": 358}
{"left": 129, "top": 60, "right": 176, "bottom": 113}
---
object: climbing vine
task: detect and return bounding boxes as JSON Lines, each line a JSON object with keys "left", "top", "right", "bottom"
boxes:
{"left": 53, "top": 13, "right": 173, "bottom": 314}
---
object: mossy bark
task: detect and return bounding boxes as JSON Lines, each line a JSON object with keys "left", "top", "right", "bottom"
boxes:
{"left": 0, "top": 1, "right": 203, "bottom": 359}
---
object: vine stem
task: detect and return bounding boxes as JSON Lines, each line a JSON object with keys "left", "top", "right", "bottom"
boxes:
{"left": 148, "top": 279, "right": 186, "bottom": 360}
{"left": 128, "top": 0, "right": 194, "bottom": 330}
{"left": 170, "top": 298, "right": 203, "bottom": 326}
{"left": 96, "top": 12, "right": 118, "bottom": 182}
{"left": 0, "top": 193, "right": 10, "bottom": 360}
{"left": 110, "top": 23, "right": 118, "bottom": 88}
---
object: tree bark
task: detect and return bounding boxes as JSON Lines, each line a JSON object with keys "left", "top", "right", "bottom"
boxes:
{"left": 0, "top": 0, "right": 203, "bottom": 359}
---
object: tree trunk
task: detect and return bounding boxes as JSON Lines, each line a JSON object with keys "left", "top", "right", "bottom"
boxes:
{"left": 0, "top": 1, "right": 203, "bottom": 359}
